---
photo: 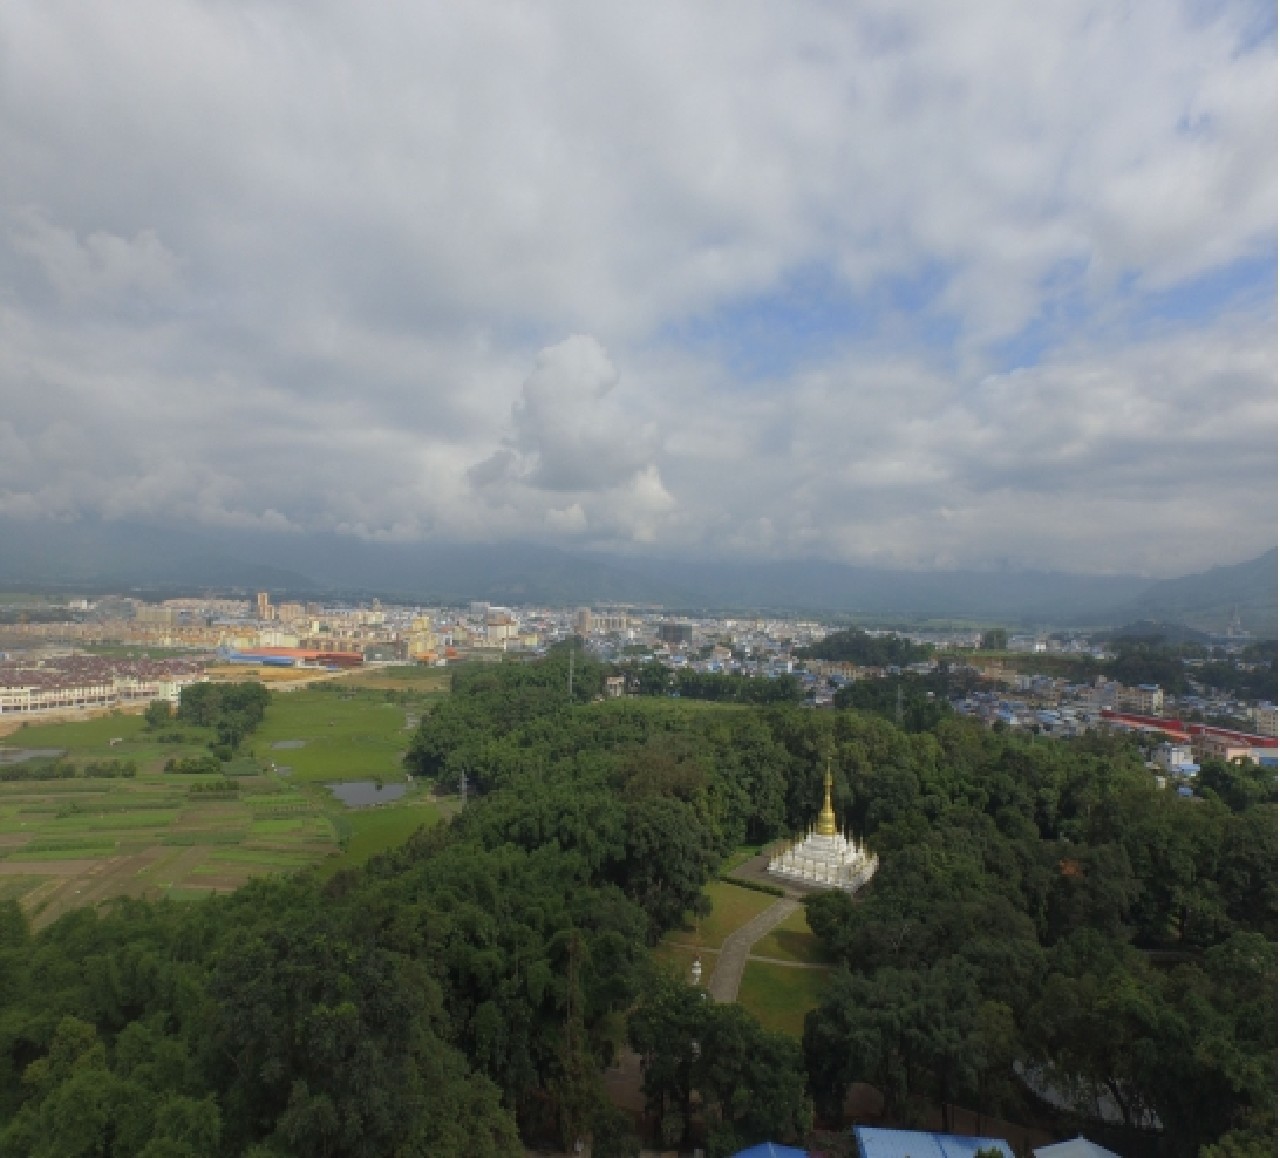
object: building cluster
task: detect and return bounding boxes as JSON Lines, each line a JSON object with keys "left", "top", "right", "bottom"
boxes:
{"left": 2, "top": 598, "right": 1275, "bottom": 782}
{"left": 950, "top": 668, "right": 1277, "bottom": 739}
{"left": 0, "top": 653, "right": 206, "bottom": 716}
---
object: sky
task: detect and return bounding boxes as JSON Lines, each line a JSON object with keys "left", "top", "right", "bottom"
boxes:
{"left": 0, "top": 0, "right": 1275, "bottom": 577}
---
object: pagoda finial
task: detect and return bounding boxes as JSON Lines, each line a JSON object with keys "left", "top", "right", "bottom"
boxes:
{"left": 817, "top": 758, "right": 838, "bottom": 837}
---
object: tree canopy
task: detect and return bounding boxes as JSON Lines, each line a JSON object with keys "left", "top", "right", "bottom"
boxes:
{"left": 0, "top": 652, "right": 1271, "bottom": 1156}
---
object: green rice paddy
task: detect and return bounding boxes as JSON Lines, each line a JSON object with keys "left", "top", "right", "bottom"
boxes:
{"left": 0, "top": 680, "right": 444, "bottom": 925}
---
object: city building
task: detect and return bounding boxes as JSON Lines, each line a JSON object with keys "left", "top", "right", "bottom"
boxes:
{"left": 1154, "top": 742, "right": 1199, "bottom": 777}
{"left": 1119, "top": 683, "right": 1164, "bottom": 714}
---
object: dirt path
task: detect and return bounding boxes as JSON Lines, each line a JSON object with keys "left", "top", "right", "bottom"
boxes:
{"left": 706, "top": 897, "right": 799, "bottom": 1002}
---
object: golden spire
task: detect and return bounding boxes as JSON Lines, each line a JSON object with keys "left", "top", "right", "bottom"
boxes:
{"left": 817, "top": 760, "right": 837, "bottom": 837}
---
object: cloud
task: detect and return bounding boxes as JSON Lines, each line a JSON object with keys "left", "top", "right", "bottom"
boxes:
{"left": 0, "top": 0, "right": 1272, "bottom": 575}
{"left": 469, "top": 336, "right": 675, "bottom": 542}
{"left": 510, "top": 335, "right": 651, "bottom": 492}
{"left": 8, "top": 208, "right": 179, "bottom": 302}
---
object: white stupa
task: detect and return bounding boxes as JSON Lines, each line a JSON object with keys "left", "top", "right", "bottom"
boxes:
{"left": 767, "top": 764, "right": 878, "bottom": 893}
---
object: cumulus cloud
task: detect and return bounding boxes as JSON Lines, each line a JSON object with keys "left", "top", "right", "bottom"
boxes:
{"left": 469, "top": 336, "right": 675, "bottom": 542}
{"left": 0, "top": 0, "right": 1273, "bottom": 574}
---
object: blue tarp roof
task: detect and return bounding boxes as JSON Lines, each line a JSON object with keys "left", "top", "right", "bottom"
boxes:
{"left": 731, "top": 1145, "right": 809, "bottom": 1158}
{"left": 854, "top": 1126, "right": 1016, "bottom": 1158}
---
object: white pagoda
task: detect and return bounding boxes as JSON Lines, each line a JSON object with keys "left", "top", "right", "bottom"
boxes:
{"left": 767, "top": 764, "right": 878, "bottom": 893}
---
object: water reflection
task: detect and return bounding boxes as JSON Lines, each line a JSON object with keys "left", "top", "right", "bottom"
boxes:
{"left": 326, "top": 780, "right": 408, "bottom": 807}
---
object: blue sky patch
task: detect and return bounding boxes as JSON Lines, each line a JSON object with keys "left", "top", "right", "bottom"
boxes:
{"left": 665, "top": 260, "right": 961, "bottom": 380}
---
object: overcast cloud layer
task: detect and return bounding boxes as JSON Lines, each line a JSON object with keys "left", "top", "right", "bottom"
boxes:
{"left": 1, "top": 0, "right": 1275, "bottom": 575}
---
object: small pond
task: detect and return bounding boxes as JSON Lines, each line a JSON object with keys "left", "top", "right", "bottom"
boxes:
{"left": 326, "top": 780, "right": 408, "bottom": 808}
{"left": 0, "top": 748, "right": 67, "bottom": 764}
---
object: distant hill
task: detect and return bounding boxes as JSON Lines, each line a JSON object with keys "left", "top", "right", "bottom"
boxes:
{"left": 1110, "top": 549, "right": 1277, "bottom": 638}
{"left": 0, "top": 519, "right": 314, "bottom": 592}
{"left": 1104, "top": 621, "right": 1214, "bottom": 646}
{"left": 605, "top": 554, "right": 1151, "bottom": 620}
{"left": 0, "top": 517, "right": 1272, "bottom": 633}
{"left": 0, "top": 518, "right": 695, "bottom": 607}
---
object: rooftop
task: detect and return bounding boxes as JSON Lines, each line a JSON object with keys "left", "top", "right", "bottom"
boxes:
{"left": 854, "top": 1127, "right": 1016, "bottom": 1158}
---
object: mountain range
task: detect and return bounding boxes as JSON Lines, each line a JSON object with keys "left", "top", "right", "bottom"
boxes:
{"left": 0, "top": 518, "right": 1273, "bottom": 634}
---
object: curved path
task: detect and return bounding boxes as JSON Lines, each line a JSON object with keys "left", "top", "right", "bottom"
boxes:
{"left": 706, "top": 897, "right": 799, "bottom": 1003}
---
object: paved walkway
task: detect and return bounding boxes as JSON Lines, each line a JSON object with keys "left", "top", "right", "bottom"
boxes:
{"left": 706, "top": 897, "right": 799, "bottom": 1002}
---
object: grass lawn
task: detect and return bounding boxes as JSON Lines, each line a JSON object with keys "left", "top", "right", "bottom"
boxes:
{"left": 665, "top": 880, "right": 776, "bottom": 950}
{"left": 651, "top": 939, "right": 712, "bottom": 978}
{"left": 720, "top": 846, "right": 762, "bottom": 874}
{"left": 751, "top": 904, "right": 832, "bottom": 965}
{"left": 737, "top": 961, "right": 834, "bottom": 1038}
{"left": 317, "top": 801, "right": 442, "bottom": 878}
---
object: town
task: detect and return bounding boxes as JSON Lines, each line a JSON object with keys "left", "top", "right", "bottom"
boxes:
{"left": 3, "top": 592, "right": 1274, "bottom": 782}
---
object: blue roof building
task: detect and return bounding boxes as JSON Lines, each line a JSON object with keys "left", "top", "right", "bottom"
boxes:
{"left": 731, "top": 1145, "right": 809, "bottom": 1158}
{"left": 854, "top": 1126, "right": 1016, "bottom": 1158}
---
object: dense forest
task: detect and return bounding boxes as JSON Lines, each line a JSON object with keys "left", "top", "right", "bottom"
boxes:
{"left": 0, "top": 648, "right": 1272, "bottom": 1156}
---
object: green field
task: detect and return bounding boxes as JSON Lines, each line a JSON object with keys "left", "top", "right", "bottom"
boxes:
{"left": 664, "top": 880, "right": 777, "bottom": 950}
{"left": 751, "top": 904, "right": 832, "bottom": 965}
{"left": 248, "top": 687, "right": 425, "bottom": 784}
{"left": 318, "top": 802, "right": 442, "bottom": 878}
{"left": 3, "top": 712, "right": 153, "bottom": 752}
{"left": 0, "top": 683, "right": 444, "bottom": 925}
{"left": 657, "top": 882, "right": 836, "bottom": 1037}
{"left": 737, "top": 961, "right": 833, "bottom": 1038}
{"left": 81, "top": 645, "right": 207, "bottom": 659}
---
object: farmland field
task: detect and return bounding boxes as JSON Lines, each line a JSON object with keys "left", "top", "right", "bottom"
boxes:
{"left": 247, "top": 681, "right": 439, "bottom": 784}
{"left": 0, "top": 677, "right": 447, "bottom": 926}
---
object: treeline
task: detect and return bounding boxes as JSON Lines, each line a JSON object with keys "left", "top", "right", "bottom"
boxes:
{"left": 187, "top": 779, "right": 240, "bottom": 795}
{"left": 0, "top": 648, "right": 1271, "bottom": 1156}
{"left": 1194, "top": 639, "right": 1277, "bottom": 702}
{"left": 163, "top": 755, "right": 223, "bottom": 776}
{"left": 1007, "top": 638, "right": 1278, "bottom": 703}
{"left": 833, "top": 672, "right": 953, "bottom": 732}
{"left": 176, "top": 681, "right": 271, "bottom": 758}
{"left": 0, "top": 758, "right": 136, "bottom": 782}
{"left": 1113, "top": 639, "right": 1278, "bottom": 701}
{"left": 797, "top": 628, "right": 933, "bottom": 667}
{"left": 619, "top": 661, "right": 804, "bottom": 704}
